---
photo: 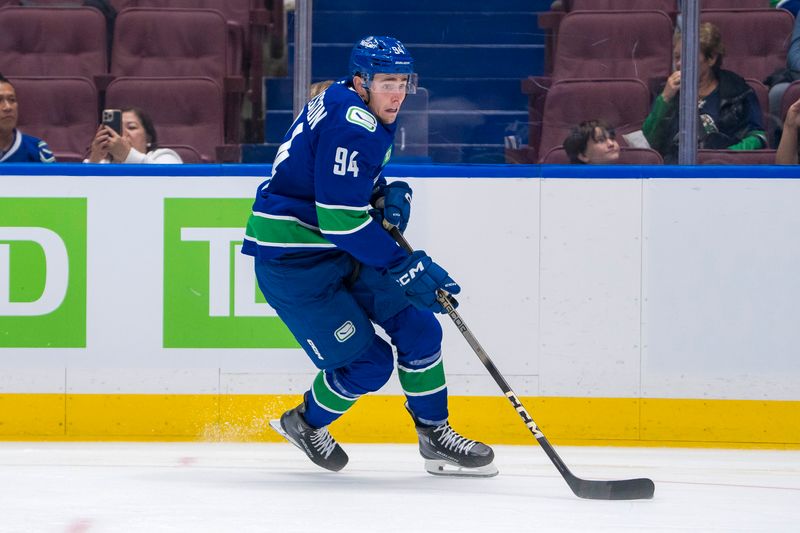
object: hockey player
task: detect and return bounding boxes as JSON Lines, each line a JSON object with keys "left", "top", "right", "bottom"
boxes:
{"left": 242, "top": 36, "right": 497, "bottom": 477}
{"left": 0, "top": 74, "right": 55, "bottom": 163}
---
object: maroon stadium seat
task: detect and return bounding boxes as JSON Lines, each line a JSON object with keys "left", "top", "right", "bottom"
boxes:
{"left": 105, "top": 77, "right": 225, "bottom": 163}
{"left": 697, "top": 149, "right": 777, "bottom": 165}
{"left": 551, "top": 10, "right": 673, "bottom": 83}
{"left": 520, "top": 10, "right": 674, "bottom": 163}
{"left": 701, "top": 0, "right": 771, "bottom": 8}
{"left": 126, "top": 0, "right": 274, "bottom": 141}
{"left": 9, "top": 76, "right": 98, "bottom": 162}
{"left": 700, "top": 9, "right": 794, "bottom": 83}
{"left": 112, "top": 8, "right": 239, "bottom": 80}
{"left": 108, "top": 0, "right": 137, "bottom": 11}
{"left": 779, "top": 80, "right": 800, "bottom": 122}
{"left": 537, "top": 78, "right": 652, "bottom": 161}
{"left": 566, "top": 0, "right": 677, "bottom": 13}
{"left": 538, "top": 1, "right": 677, "bottom": 75}
{"left": 161, "top": 144, "right": 204, "bottom": 164}
{"left": 0, "top": 6, "right": 107, "bottom": 79}
{"left": 744, "top": 78, "right": 772, "bottom": 146}
{"left": 541, "top": 146, "right": 664, "bottom": 164}
{"left": 111, "top": 7, "right": 244, "bottom": 143}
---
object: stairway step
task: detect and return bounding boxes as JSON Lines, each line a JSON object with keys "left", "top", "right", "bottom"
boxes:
{"left": 312, "top": 0, "right": 551, "bottom": 12}
{"left": 265, "top": 109, "right": 527, "bottom": 147}
{"left": 265, "top": 77, "right": 526, "bottom": 111}
{"left": 429, "top": 111, "right": 528, "bottom": 145}
{"left": 428, "top": 144, "right": 507, "bottom": 164}
{"left": 264, "top": 108, "right": 431, "bottom": 146}
{"left": 291, "top": 11, "right": 543, "bottom": 45}
{"left": 289, "top": 43, "right": 543, "bottom": 79}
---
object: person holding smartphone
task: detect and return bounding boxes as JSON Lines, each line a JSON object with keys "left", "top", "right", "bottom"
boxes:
{"left": 85, "top": 107, "right": 182, "bottom": 164}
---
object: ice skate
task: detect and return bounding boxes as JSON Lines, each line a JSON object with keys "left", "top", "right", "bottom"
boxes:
{"left": 269, "top": 403, "right": 348, "bottom": 472}
{"left": 414, "top": 419, "right": 498, "bottom": 478}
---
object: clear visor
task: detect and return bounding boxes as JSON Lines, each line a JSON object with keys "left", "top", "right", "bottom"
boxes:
{"left": 362, "top": 73, "right": 418, "bottom": 95}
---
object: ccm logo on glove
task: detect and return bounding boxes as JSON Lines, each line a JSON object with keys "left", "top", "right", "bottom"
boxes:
{"left": 389, "top": 250, "right": 461, "bottom": 314}
{"left": 397, "top": 259, "right": 425, "bottom": 285}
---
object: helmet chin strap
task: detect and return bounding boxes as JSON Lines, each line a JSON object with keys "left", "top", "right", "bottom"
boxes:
{"left": 356, "top": 76, "right": 371, "bottom": 105}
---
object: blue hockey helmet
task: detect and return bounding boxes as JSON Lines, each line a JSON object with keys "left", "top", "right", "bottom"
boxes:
{"left": 349, "top": 36, "right": 417, "bottom": 94}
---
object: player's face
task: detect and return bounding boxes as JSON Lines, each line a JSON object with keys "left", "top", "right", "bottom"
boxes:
{"left": 0, "top": 82, "right": 19, "bottom": 134}
{"left": 578, "top": 127, "right": 620, "bottom": 164}
{"left": 365, "top": 73, "right": 407, "bottom": 124}
{"left": 121, "top": 111, "right": 149, "bottom": 154}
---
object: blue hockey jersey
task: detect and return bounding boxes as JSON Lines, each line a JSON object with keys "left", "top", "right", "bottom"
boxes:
{"left": 242, "top": 80, "right": 407, "bottom": 269}
{"left": 0, "top": 130, "right": 55, "bottom": 163}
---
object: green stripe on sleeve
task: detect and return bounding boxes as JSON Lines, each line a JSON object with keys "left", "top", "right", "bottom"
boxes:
{"left": 315, "top": 203, "right": 371, "bottom": 234}
{"left": 398, "top": 357, "right": 446, "bottom": 396}
{"left": 246, "top": 213, "right": 333, "bottom": 246}
{"left": 311, "top": 371, "right": 358, "bottom": 414}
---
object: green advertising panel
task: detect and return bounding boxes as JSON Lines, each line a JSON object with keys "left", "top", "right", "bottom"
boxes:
{"left": 0, "top": 198, "right": 87, "bottom": 347}
{"left": 163, "top": 198, "right": 298, "bottom": 348}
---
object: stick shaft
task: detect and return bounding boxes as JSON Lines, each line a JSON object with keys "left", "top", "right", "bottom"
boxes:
{"left": 384, "top": 223, "right": 655, "bottom": 500}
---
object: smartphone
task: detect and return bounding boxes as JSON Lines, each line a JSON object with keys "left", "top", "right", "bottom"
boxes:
{"left": 102, "top": 109, "right": 122, "bottom": 135}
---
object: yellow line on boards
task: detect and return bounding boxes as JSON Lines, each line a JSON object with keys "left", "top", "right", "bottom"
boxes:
{"left": 0, "top": 394, "right": 797, "bottom": 449}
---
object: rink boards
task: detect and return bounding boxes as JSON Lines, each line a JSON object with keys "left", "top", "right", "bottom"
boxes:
{"left": 1, "top": 163, "right": 799, "bottom": 447}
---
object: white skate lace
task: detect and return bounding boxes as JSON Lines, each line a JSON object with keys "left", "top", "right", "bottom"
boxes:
{"left": 310, "top": 427, "right": 337, "bottom": 459}
{"left": 434, "top": 423, "right": 477, "bottom": 454}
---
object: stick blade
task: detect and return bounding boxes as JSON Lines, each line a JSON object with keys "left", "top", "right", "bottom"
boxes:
{"left": 569, "top": 476, "right": 655, "bottom": 500}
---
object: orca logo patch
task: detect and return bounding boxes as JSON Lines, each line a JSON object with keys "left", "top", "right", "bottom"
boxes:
{"left": 346, "top": 107, "right": 377, "bottom": 132}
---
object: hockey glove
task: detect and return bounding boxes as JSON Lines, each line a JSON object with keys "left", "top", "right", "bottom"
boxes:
{"left": 381, "top": 181, "right": 412, "bottom": 233}
{"left": 389, "top": 250, "right": 460, "bottom": 314}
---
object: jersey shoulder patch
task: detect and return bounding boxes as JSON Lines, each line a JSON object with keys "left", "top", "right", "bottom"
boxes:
{"left": 345, "top": 106, "right": 377, "bottom": 132}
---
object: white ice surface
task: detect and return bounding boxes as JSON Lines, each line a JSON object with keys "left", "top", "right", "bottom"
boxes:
{"left": 1, "top": 442, "right": 798, "bottom": 532}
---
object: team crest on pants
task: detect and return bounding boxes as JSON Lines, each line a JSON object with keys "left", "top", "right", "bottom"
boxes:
{"left": 334, "top": 320, "right": 356, "bottom": 342}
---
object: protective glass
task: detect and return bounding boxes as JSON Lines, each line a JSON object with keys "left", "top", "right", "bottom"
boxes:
{"left": 363, "top": 73, "right": 418, "bottom": 95}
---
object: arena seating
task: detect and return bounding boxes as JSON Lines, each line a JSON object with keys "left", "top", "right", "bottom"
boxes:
{"left": 110, "top": 7, "right": 244, "bottom": 144}
{"left": 510, "top": 10, "right": 674, "bottom": 162}
{"left": 745, "top": 79, "right": 772, "bottom": 145}
{"left": 697, "top": 149, "right": 778, "bottom": 165}
{"left": 160, "top": 144, "right": 204, "bottom": 164}
{"left": 779, "top": 80, "right": 800, "bottom": 121}
{"left": 127, "top": 0, "right": 276, "bottom": 141}
{"left": 259, "top": 0, "right": 546, "bottom": 163}
{"left": 0, "top": 6, "right": 107, "bottom": 80}
{"left": 700, "top": 9, "right": 794, "bottom": 83}
{"left": 701, "top": 0, "right": 771, "bottom": 8}
{"left": 549, "top": 11, "right": 674, "bottom": 83}
{"left": 0, "top": 1, "right": 284, "bottom": 160}
{"left": 9, "top": 76, "right": 98, "bottom": 162}
{"left": 537, "top": 1, "right": 678, "bottom": 75}
{"left": 105, "top": 76, "right": 229, "bottom": 163}
{"left": 540, "top": 146, "right": 664, "bottom": 165}
{"left": 535, "top": 78, "right": 652, "bottom": 162}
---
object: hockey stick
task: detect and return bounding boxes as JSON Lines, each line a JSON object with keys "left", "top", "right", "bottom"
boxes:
{"left": 384, "top": 221, "right": 655, "bottom": 500}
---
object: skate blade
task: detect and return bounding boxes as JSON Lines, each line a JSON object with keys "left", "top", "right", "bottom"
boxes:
{"left": 424, "top": 459, "right": 499, "bottom": 478}
{"left": 269, "top": 419, "right": 302, "bottom": 451}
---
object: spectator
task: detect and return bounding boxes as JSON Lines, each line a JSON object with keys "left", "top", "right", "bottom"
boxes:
{"left": 85, "top": 107, "right": 182, "bottom": 164}
{"left": 766, "top": 13, "right": 800, "bottom": 142}
{"left": 563, "top": 119, "right": 620, "bottom": 164}
{"left": 0, "top": 73, "right": 55, "bottom": 163}
{"left": 776, "top": 95, "right": 800, "bottom": 164}
{"left": 643, "top": 23, "right": 767, "bottom": 164}
{"left": 309, "top": 80, "right": 335, "bottom": 99}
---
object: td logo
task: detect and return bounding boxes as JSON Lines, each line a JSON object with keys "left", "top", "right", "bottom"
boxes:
{"left": 163, "top": 198, "right": 298, "bottom": 348}
{"left": 0, "top": 198, "right": 87, "bottom": 347}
